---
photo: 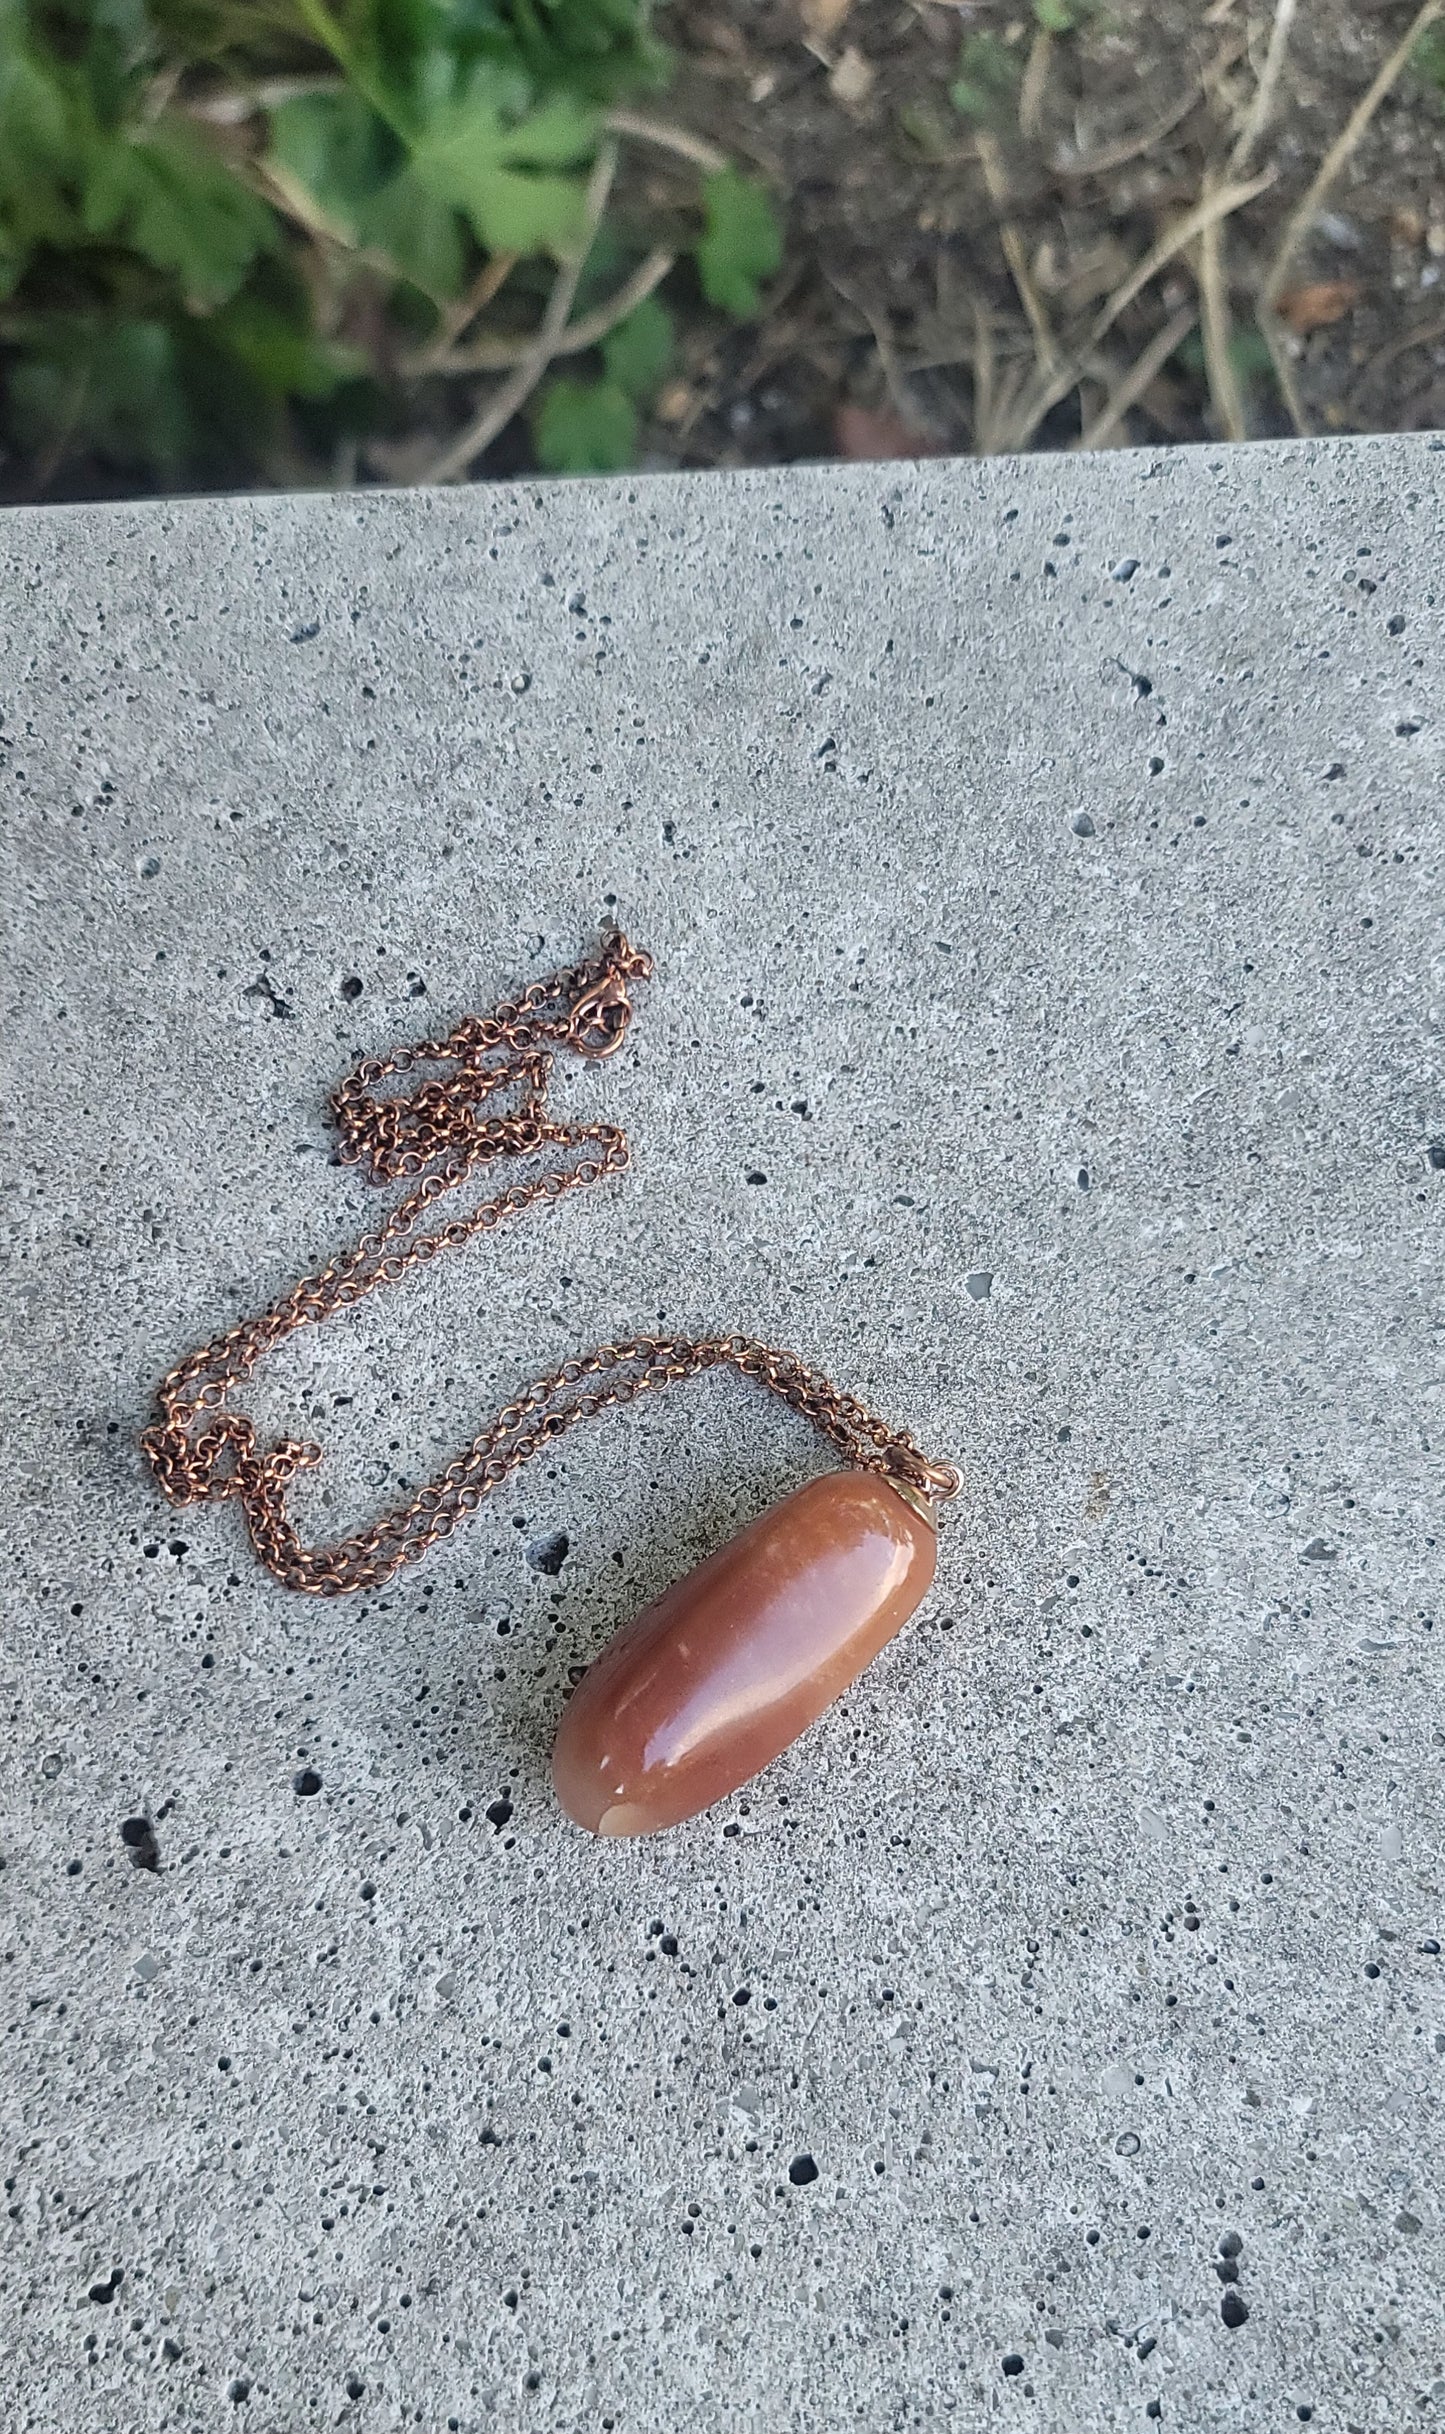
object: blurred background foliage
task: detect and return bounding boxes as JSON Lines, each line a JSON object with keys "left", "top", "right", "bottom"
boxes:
{"left": 0, "top": 0, "right": 780, "bottom": 494}
{"left": 5, "top": 1, "right": 1445, "bottom": 499}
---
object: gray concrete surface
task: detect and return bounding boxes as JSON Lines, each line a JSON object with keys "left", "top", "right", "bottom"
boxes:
{"left": 1, "top": 436, "right": 1442, "bottom": 2434}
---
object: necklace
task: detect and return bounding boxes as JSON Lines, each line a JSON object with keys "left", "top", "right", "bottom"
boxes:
{"left": 143, "top": 931, "right": 960, "bottom": 1837}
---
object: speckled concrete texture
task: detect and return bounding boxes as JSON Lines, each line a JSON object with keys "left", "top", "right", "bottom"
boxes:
{"left": 2, "top": 437, "right": 1443, "bottom": 2434}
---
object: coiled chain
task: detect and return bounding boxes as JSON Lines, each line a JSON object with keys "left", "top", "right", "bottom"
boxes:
{"left": 142, "top": 930, "right": 960, "bottom": 1595}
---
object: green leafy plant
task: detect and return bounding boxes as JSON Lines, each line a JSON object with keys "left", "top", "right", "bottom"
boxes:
{"left": 530, "top": 288, "right": 672, "bottom": 470}
{"left": 696, "top": 165, "right": 781, "bottom": 317}
{"left": 0, "top": 1, "right": 783, "bottom": 498}
{"left": 896, "top": 98, "right": 956, "bottom": 161}
{"left": 948, "top": 32, "right": 1021, "bottom": 127}
{"left": 532, "top": 369, "right": 634, "bottom": 470}
{"left": 1032, "top": 0, "right": 1098, "bottom": 31}
{"left": 601, "top": 287, "right": 673, "bottom": 394}
{"left": 1177, "top": 320, "right": 1276, "bottom": 419}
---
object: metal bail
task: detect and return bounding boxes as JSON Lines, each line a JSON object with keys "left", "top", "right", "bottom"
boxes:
{"left": 884, "top": 1475, "right": 939, "bottom": 1531}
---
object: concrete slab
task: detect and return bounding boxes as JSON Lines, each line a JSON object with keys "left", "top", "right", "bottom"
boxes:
{"left": 2, "top": 436, "right": 1442, "bottom": 2433}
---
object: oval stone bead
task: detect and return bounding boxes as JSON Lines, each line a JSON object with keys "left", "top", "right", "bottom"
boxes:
{"left": 551, "top": 1470, "right": 935, "bottom": 1836}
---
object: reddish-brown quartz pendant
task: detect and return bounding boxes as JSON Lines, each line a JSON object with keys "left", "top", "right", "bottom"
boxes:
{"left": 551, "top": 1470, "right": 936, "bottom": 1836}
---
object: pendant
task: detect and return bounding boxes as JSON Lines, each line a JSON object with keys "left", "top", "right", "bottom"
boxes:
{"left": 551, "top": 1470, "right": 936, "bottom": 1837}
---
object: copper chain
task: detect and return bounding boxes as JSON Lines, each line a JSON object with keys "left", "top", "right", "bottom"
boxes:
{"left": 142, "top": 930, "right": 960, "bottom": 1596}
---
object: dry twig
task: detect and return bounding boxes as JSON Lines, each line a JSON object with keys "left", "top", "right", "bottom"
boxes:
{"left": 977, "top": 130, "right": 1058, "bottom": 379}
{"left": 825, "top": 271, "right": 942, "bottom": 438}
{"left": 1255, "top": 314, "right": 1309, "bottom": 438}
{"left": 415, "top": 253, "right": 521, "bottom": 370}
{"left": 1197, "top": 208, "right": 1247, "bottom": 442}
{"left": 185, "top": 74, "right": 340, "bottom": 122}
{"left": 1095, "top": 167, "right": 1275, "bottom": 343}
{"left": 1053, "top": 76, "right": 1213, "bottom": 181}
{"left": 604, "top": 108, "right": 729, "bottom": 175}
{"left": 970, "top": 296, "right": 997, "bottom": 456}
{"left": 1018, "top": 28, "right": 1053, "bottom": 142}
{"left": 1071, "top": 304, "right": 1199, "bottom": 451}
{"left": 417, "top": 248, "right": 675, "bottom": 376}
{"left": 1002, "top": 167, "right": 1274, "bottom": 451}
{"left": 1345, "top": 311, "right": 1445, "bottom": 402}
{"left": 1192, "top": 0, "right": 1300, "bottom": 445}
{"left": 423, "top": 141, "right": 618, "bottom": 483}
{"left": 1229, "top": 0, "right": 1298, "bottom": 172}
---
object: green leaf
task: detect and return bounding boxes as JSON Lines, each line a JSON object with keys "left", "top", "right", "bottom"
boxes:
{"left": 532, "top": 374, "right": 636, "bottom": 472}
{"left": 454, "top": 160, "right": 587, "bottom": 255}
{"left": 601, "top": 293, "right": 673, "bottom": 400}
{"left": 470, "top": 0, "right": 669, "bottom": 105}
{"left": 270, "top": 73, "right": 599, "bottom": 280}
{"left": 496, "top": 89, "right": 599, "bottom": 167}
{"left": 1414, "top": 25, "right": 1445, "bottom": 92}
{"left": 212, "top": 296, "right": 363, "bottom": 401}
{"left": 949, "top": 33, "right": 1020, "bottom": 125}
{"left": 1177, "top": 325, "right": 1274, "bottom": 387}
{"left": 1033, "top": 0, "right": 1077, "bottom": 30}
{"left": 81, "top": 126, "right": 272, "bottom": 307}
{"left": 266, "top": 89, "right": 392, "bottom": 241}
{"left": 1230, "top": 324, "right": 1274, "bottom": 381}
{"left": 696, "top": 167, "right": 780, "bottom": 319}
{"left": 360, "top": 164, "right": 466, "bottom": 295}
{"left": 0, "top": 215, "right": 23, "bottom": 302}
{"left": 268, "top": 89, "right": 464, "bottom": 295}
{"left": 7, "top": 314, "right": 191, "bottom": 475}
{"left": 896, "top": 99, "right": 955, "bottom": 161}
{"left": 0, "top": 28, "right": 86, "bottom": 253}
{"left": 409, "top": 80, "right": 597, "bottom": 256}
{"left": 567, "top": 217, "right": 628, "bottom": 312}
{"left": 0, "top": 42, "right": 70, "bottom": 170}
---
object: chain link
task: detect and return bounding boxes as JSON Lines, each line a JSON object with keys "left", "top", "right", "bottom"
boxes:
{"left": 142, "top": 930, "right": 960, "bottom": 1596}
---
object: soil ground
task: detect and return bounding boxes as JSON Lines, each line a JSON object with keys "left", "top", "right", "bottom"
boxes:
{"left": 636, "top": 0, "right": 1445, "bottom": 469}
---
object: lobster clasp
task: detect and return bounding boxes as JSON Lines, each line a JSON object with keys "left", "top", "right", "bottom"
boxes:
{"left": 567, "top": 966, "right": 635, "bottom": 1059}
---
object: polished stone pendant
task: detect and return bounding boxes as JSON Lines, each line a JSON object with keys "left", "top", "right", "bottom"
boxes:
{"left": 551, "top": 1470, "right": 936, "bottom": 1837}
